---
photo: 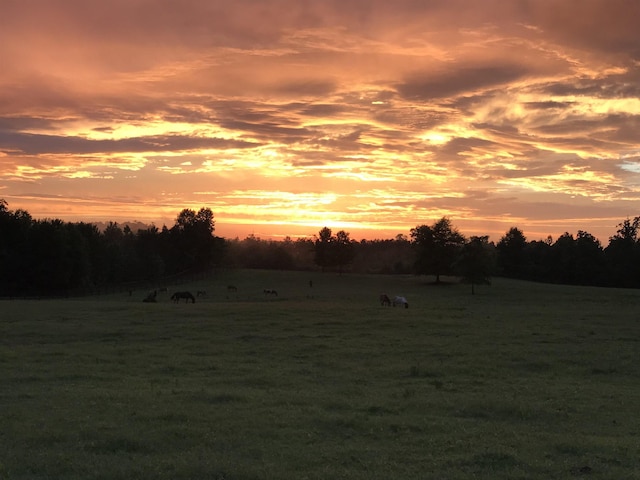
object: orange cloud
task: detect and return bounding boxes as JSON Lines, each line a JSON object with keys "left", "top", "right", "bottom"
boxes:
{"left": 1, "top": 0, "right": 639, "bottom": 244}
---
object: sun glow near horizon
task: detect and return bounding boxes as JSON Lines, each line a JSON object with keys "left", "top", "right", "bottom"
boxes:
{"left": 2, "top": 1, "right": 640, "bottom": 245}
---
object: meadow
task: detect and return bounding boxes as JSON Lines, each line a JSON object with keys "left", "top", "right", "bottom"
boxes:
{"left": 1, "top": 269, "right": 639, "bottom": 479}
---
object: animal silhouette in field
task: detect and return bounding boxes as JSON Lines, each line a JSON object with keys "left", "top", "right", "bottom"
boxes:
{"left": 227, "top": 285, "right": 238, "bottom": 292}
{"left": 393, "top": 295, "right": 409, "bottom": 308}
{"left": 263, "top": 289, "right": 278, "bottom": 296}
{"left": 379, "top": 294, "right": 391, "bottom": 306}
{"left": 171, "top": 291, "right": 196, "bottom": 303}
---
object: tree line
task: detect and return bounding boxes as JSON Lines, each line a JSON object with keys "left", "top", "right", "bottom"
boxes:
{"left": 0, "top": 200, "right": 223, "bottom": 296}
{"left": 1, "top": 198, "right": 640, "bottom": 296}
{"left": 411, "top": 216, "right": 640, "bottom": 290}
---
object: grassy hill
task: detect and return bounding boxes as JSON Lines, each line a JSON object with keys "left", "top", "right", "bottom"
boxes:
{"left": 1, "top": 270, "right": 639, "bottom": 479}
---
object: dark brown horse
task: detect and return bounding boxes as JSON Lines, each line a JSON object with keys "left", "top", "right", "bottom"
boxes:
{"left": 171, "top": 291, "right": 196, "bottom": 303}
{"left": 379, "top": 294, "right": 391, "bottom": 306}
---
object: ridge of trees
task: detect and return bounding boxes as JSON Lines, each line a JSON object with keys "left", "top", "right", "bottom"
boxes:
{"left": 2, "top": 198, "right": 640, "bottom": 296}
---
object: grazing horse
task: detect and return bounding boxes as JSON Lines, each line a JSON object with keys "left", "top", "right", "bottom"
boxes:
{"left": 263, "top": 289, "right": 278, "bottom": 296}
{"left": 171, "top": 291, "right": 196, "bottom": 303}
{"left": 393, "top": 296, "right": 409, "bottom": 308}
{"left": 379, "top": 294, "right": 391, "bottom": 306}
{"left": 227, "top": 285, "right": 238, "bottom": 292}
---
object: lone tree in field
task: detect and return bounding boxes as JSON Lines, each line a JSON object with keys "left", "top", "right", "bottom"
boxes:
{"left": 455, "top": 235, "right": 496, "bottom": 294}
{"left": 411, "top": 217, "right": 465, "bottom": 283}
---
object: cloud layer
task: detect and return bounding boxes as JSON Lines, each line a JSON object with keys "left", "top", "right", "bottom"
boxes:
{"left": 2, "top": 0, "right": 639, "bottom": 241}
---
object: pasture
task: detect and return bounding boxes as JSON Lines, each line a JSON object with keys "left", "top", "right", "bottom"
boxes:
{"left": 1, "top": 269, "right": 639, "bottom": 479}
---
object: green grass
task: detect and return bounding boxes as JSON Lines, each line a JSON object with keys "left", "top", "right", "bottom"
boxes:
{"left": 1, "top": 270, "right": 640, "bottom": 479}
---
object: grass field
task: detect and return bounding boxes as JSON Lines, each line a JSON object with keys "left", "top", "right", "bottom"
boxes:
{"left": 1, "top": 269, "right": 640, "bottom": 479}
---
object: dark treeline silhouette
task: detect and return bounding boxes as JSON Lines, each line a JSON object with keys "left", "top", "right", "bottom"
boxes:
{"left": 412, "top": 217, "right": 640, "bottom": 289}
{"left": 496, "top": 220, "right": 640, "bottom": 288}
{"left": 0, "top": 200, "right": 223, "bottom": 297}
{"left": 2, "top": 198, "right": 640, "bottom": 296}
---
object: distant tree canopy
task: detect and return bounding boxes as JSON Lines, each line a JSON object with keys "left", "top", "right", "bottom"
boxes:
{"left": 170, "top": 207, "right": 218, "bottom": 270}
{"left": 492, "top": 219, "right": 640, "bottom": 288}
{"left": 496, "top": 227, "right": 528, "bottom": 278}
{"left": 2, "top": 198, "right": 640, "bottom": 296}
{"left": 605, "top": 217, "right": 640, "bottom": 287}
{"left": 411, "top": 217, "right": 465, "bottom": 283}
{"left": 455, "top": 235, "right": 496, "bottom": 294}
{"left": 314, "top": 227, "right": 356, "bottom": 273}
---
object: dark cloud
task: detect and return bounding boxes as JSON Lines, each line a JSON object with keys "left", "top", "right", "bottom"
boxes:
{"left": 397, "top": 64, "right": 530, "bottom": 101}
{"left": 0, "top": 116, "right": 61, "bottom": 132}
{"left": 472, "top": 123, "right": 520, "bottom": 137}
{"left": 0, "top": 131, "right": 258, "bottom": 156}
{"left": 272, "top": 79, "right": 337, "bottom": 97}
{"left": 437, "top": 137, "right": 496, "bottom": 157}
{"left": 532, "top": 114, "right": 640, "bottom": 146}
{"left": 299, "top": 104, "right": 349, "bottom": 117}
{"left": 523, "top": 101, "right": 575, "bottom": 110}
{"left": 523, "top": 0, "right": 640, "bottom": 60}
{"left": 539, "top": 76, "right": 640, "bottom": 99}
{"left": 308, "top": 129, "right": 367, "bottom": 152}
{"left": 217, "top": 120, "right": 313, "bottom": 144}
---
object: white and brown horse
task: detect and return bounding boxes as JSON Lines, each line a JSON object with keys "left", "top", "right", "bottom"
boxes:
{"left": 393, "top": 296, "right": 409, "bottom": 308}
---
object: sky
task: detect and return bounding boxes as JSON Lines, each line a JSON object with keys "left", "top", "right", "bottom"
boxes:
{"left": 1, "top": 0, "right": 640, "bottom": 243}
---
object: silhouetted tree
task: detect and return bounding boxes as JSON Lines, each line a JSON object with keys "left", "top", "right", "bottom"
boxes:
{"left": 171, "top": 207, "right": 217, "bottom": 271}
{"left": 411, "top": 217, "right": 465, "bottom": 283}
{"left": 102, "top": 222, "right": 126, "bottom": 283}
{"left": 314, "top": 227, "right": 334, "bottom": 271}
{"left": 334, "top": 230, "right": 355, "bottom": 273}
{"left": 548, "top": 232, "right": 578, "bottom": 284}
{"left": 574, "top": 230, "right": 606, "bottom": 286}
{"left": 136, "top": 226, "right": 165, "bottom": 281}
{"left": 605, "top": 217, "right": 640, "bottom": 287}
{"left": 0, "top": 201, "right": 33, "bottom": 294}
{"left": 455, "top": 235, "right": 496, "bottom": 294}
{"left": 291, "top": 237, "right": 316, "bottom": 270}
{"left": 24, "top": 219, "right": 83, "bottom": 294}
{"left": 496, "top": 227, "right": 527, "bottom": 278}
{"left": 524, "top": 237, "right": 553, "bottom": 282}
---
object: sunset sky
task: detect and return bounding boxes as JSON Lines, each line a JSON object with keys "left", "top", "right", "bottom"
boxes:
{"left": 2, "top": 0, "right": 640, "bottom": 243}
